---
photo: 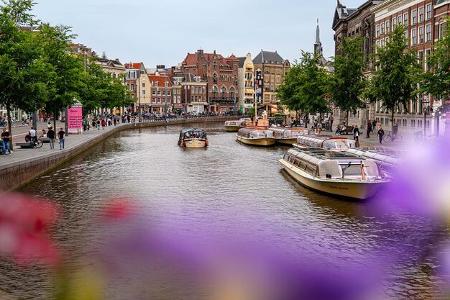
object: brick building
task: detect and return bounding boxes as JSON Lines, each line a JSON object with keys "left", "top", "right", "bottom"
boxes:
{"left": 332, "top": 0, "right": 384, "bottom": 128}
{"left": 373, "top": 0, "right": 446, "bottom": 135}
{"left": 181, "top": 50, "right": 239, "bottom": 113}
{"left": 148, "top": 73, "right": 172, "bottom": 114}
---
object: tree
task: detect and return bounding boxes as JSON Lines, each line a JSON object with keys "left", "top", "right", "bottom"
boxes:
{"left": 38, "top": 24, "right": 85, "bottom": 130}
{"left": 421, "top": 19, "right": 450, "bottom": 101}
{"left": 278, "top": 51, "right": 330, "bottom": 118}
{"left": 367, "top": 25, "right": 421, "bottom": 130}
{"left": 330, "top": 36, "right": 366, "bottom": 125}
{"left": 0, "top": 0, "right": 54, "bottom": 146}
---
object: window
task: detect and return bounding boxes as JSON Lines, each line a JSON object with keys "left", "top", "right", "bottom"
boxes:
{"left": 426, "top": 4, "right": 432, "bottom": 20}
{"left": 142, "top": 90, "right": 145, "bottom": 95}
{"left": 403, "top": 13, "right": 409, "bottom": 26}
{"left": 419, "top": 26, "right": 425, "bottom": 43}
{"left": 426, "top": 24, "right": 432, "bottom": 42}
{"left": 418, "top": 51, "right": 424, "bottom": 69}
{"left": 376, "top": 24, "right": 380, "bottom": 37}
{"left": 142, "top": 83, "right": 145, "bottom": 88}
{"left": 425, "top": 49, "right": 431, "bottom": 71}
{"left": 411, "top": 120, "right": 416, "bottom": 127}
{"left": 392, "top": 16, "right": 397, "bottom": 29}
{"left": 411, "top": 28, "right": 417, "bottom": 45}
{"left": 398, "top": 15, "right": 402, "bottom": 25}
{"left": 412, "top": 9, "right": 417, "bottom": 25}
{"left": 386, "top": 20, "right": 391, "bottom": 33}
{"left": 418, "top": 7, "right": 424, "bottom": 23}
{"left": 381, "top": 22, "right": 385, "bottom": 34}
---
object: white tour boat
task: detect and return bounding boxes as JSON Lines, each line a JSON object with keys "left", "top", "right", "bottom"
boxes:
{"left": 236, "top": 128, "right": 275, "bottom": 147}
{"left": 270, "top": 128, "right": 310, "bottom": 145}
{"left": 224, "top": 118, "right": 251, "bottom": 132}
{"left": 293, "top": 135, "right": 356, "bottom": 151}
{"left": 279, "top": 148, "right": 387, "bottom": 200}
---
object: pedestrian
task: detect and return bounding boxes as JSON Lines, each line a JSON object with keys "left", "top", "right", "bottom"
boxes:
{"left": 29, "top": 127, "right": 37, "bottom": 143}
{"left": 353, "top": 125, "right": 360, "bottom": 148}
{"left": 330, "top": 115, "right": 334, "bottom": 132}
{"left": 378, "top": 126, "right": 385, "bottom": 144}
{"left": 366, "top": 121, "right": 372, "bottom": 138}
{"left": 1, "top": 129, "right": 10, "bottom": 155}
{"left": 101, "top": 119, "right": 106, "bottom": 130}
{"left": 47, "top": 127, "right": 55, "bottom": 149}
{"left": 58, "top": 128, "right": 65, "bottom": 150}
{"left": 47, "top": 121, "right": 52, "bottom": 130}
{"left": 392, "top": 122, "right": 399, "bottom": 141}
{"left": 96, "top": 119, "right": 101, "bottom": 130}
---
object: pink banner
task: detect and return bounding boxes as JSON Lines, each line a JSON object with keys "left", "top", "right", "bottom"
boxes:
{"left": 67, "top": 106, "right": 83, "bottom": 134}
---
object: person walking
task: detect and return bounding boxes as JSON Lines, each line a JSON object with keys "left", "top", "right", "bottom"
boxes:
{"left": 29, "top": 127, "right": 37, "bottom": 143}
{"left": 47, "top": 127, "right": 55, "bottom": 149}
{"left": 366, "top": 121, "right": 373, "bottom": 138}
{"left": 58, "top": 128, "right": 66, "bottom": 150}
{"left": 353, "top": 125, "right": 361, "bottom": 148}
{"left": 1, "top": 129, "right": 11, "bottom": 155}
{"left": 378, "top": 126, "right": 385, "bottom": 144}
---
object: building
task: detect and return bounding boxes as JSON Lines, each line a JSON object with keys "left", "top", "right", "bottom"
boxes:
{"left": 253, "top": 50, "right": 290, "bottom": 114}
{"left": 96, "top": 57, "right": 126, "bottom": 80}
{"left": 373, "top": 0, "right": 446, "bottom": 135}
{"left": 124, "top": 63, "right": 152, "bottom": 112}
{"left": 148, "top": 73, "right": 172, "bottom": 114}
{"left": 181, "top": 50, "right": 239, "bottom": 113}
{"left": 181, "top": 74, "right": 208, "bottom": 114}
{"left": 237, "top": 53, "right": 255, "bottom": 113}
{"left": 332, "top": 0, "right": 384, "bottom": 128}
{"left": 314, "top": 19, "right": 334, "bottom": 72}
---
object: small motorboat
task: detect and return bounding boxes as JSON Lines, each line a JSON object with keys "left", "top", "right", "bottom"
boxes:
{"left": 224, "top": 118, "right": 251, "bottom": 132}
{"left": 178, "top": 128, "right": 208, "bottom": 148}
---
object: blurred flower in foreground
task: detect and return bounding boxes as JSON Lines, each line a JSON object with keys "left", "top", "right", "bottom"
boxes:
{"left": 371, "top": 139, "right": 450, "bottom": 223}
{"left": 0, "top": 193, "right": 59, "bottom": 266}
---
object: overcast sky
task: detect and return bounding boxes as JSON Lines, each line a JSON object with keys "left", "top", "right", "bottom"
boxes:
{"left": 33, "top": 0, "right": 364, "bottom": 67}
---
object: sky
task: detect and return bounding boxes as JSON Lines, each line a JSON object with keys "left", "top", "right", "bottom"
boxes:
{"left": 33, "top": 0, "right": 364, "bottom": 68}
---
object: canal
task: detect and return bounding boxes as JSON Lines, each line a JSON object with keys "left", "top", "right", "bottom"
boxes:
{"left": 0, "top": 122, "right": 443, "bottom": 299}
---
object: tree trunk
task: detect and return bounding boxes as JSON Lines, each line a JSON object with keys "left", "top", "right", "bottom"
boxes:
{"left": 6, "top": 103, "right": 13, "bottom": 151}
{"left": 346, "top": 110, "right": 350, "bottom": 126}
{"left": 391, "top": 109, "right": 395, "bottom": 131}
{"left": 53, "top": 109, "right": 58, "bottom": 131}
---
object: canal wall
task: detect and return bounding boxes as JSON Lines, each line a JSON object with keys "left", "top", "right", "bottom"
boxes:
{"left": 0, "top": 116, "right": 235, "bottom": 191}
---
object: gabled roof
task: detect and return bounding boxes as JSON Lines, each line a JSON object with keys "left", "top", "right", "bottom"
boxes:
{"left": 238, "top": 57, "right": 246, "bottom": 68}
{"left": 253, "top": 50, "right": 285, "bottom": 65}
{"left": 332, "top": 0, "right": 381, "bottom": 30}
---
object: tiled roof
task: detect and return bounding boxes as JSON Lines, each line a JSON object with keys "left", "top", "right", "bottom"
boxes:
{"left": 253, "top": 50, "right": 285, "bottom": 65}
{"left": 148, "top": 74, "right": 171, "bottom": 87}
{"left": 182, "top": 51, "right": 239, "bottom": 66}
{"left": 125, "top": 62, "right": 144, "bottom": 70}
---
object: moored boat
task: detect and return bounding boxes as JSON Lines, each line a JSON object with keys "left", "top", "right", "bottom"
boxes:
{"left": 224, "top": 118, "right": 251, "bottom": 132}
{"left": 178, "top": 128, "right": 208, "bottom": 148}
{"left": 279, "top": 148, "right": 387, "bottom": 200}
{"left": 236, "top": 128, "right": 275, "bottom": 146}
{"left": 293, "top": 135, "right": 356, "bottom": 151}
{"left": 271, "top": 128, "right": 310, "bottom": 145}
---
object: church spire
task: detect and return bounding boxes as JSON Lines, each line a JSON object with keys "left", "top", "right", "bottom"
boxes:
{"left": 314, "top": 18, "right": 323, "bottom": 57}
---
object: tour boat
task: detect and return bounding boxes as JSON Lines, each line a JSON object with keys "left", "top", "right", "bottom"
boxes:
{"left": 236, "top": 128, "right": 275, "bottom": 146}
{"left": 293, "top": 135, "right": 356, "bottom": 151}
{"left": 346, "top": 148, "right": 398, "bottom": 178}
{"left": 224, "top": 118, "right": 251, "bottom": 132}
{"left": 178, "top": 128, "right": 208, "bottom": 148}
{"left": 279, "top": 148, "right": 387, "bottom": 200}
{"left": 271, "top": 127, "right": 310, "bottom": 145}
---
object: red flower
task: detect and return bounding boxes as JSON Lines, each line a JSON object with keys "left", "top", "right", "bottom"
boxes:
{"left": 0, "top": 193, "right": 59, "bottom": 266}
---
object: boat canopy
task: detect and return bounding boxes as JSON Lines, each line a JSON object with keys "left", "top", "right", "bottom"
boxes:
{"left": 180, "top": 128, "right": 207, "bottom": 139}
{"left": 271, "top": 128, "right": 309, "bottom": 139}
{"left": 238, "top": 128, "right": 273, "bottom": 138}
{"left": 284, "top": 149, "right": 381, "bottom": 179}
{"left": 346, "top": 149, "right": 398, "bottom": 165}
{"left": 296, "top": 136, "right": 353, "bottom": 151}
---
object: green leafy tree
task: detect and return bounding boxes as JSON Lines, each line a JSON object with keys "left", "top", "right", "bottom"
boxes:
{"left": 39, "top": 24, "right": 85, "bottom": 130}
{"left": 421, "top": 19, "right": 450, "bottom": 101}
{"left": 367, "top": 25, "right": 421, "bottom": 130}
{"left": 0, "top": 0, "right": 54, "bottom": 145}
{"left": 278, "top": 51, "right": 330, "bottom": 117}
{"left": 330, "top": 36, "right": 366, "bottom": 125}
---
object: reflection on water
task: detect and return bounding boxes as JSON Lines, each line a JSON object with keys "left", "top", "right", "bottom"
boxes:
{"left": 0, "top": 122, "right": 441, "bottom": 299}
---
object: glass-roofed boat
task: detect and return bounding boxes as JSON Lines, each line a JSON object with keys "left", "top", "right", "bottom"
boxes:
{"left": 178, "top": 128, "right": 208, "bottom": 148}
{"left": 279, "top": 148, "right": 388, "bottom": 200}
{"left": 293, "top": 135, "right": 356, "bottom": 151}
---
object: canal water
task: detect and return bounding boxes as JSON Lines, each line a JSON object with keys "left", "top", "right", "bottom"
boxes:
{"left": 0, "top": 122, "right": 444, "bottom": 299}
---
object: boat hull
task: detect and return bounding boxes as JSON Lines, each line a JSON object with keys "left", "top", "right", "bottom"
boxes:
{"left": 182, "top": 139, "right": 208, "bottom": 148}
{"left": 279, "top": 159, "right": 385, "bottom": 200}
{"left": 237, "top": 135, "right": 275, "bottom": 147}
{"left": 224, "top": 125, "right": 241, "bottom": 132}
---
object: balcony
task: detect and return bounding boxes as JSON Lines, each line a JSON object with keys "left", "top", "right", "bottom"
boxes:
{"left": 209, "top": 97, "right": 237, "bottom": 104}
